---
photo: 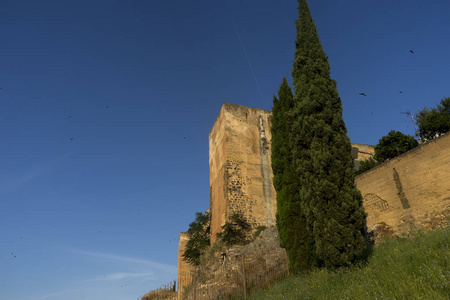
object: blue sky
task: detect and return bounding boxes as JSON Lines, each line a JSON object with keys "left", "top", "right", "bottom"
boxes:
{"left": 1, "top": 0, "right": 449, "bottom": 299}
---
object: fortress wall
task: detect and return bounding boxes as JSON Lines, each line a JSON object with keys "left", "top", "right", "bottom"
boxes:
{"left": 177, "top": 232, "right": 194, "bottom": 300}
{"left": 355, "top": 133, "right": 450, "bottom": 235}
{"left": 351, "top": 143, "right": 375, "bottom": 170}
{"left": 209, "top": 107, "right": 228, "bottom": 244}
{"left": 176, "top": 104, "right": 448, "bottom": 295}
{"left": 208, "top": 103, "right": 381, "bottom": 243}
{"left": 209, "top": 103, "right": 277, "bottom": 243}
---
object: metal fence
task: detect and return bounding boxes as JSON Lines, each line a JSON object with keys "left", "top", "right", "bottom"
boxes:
{"left": 178, "top": 251, "right": 289, "bottom": 300}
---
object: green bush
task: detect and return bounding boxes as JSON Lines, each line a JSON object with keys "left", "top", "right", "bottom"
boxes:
{"left": 216, "top": 212, "right": 251, "bottom": 247}
{"left": 374, "top": 130, "right": 418, "bottom": 163}
{"left": 355, "top": 157, "right": 378, "bottom": 175}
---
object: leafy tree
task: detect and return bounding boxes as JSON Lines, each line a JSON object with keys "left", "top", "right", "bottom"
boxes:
{"left": 275, "top": 0, "right": 368, "bottom": 271}
{"left": 373, "top": 130, "right": 418, "bottom": 163}
{"left": 415, "top": 97, "right": 450, "bottom": 141}
{"left": 182, "top": 211, "right": 211, "bottom": 266}
{"left": 355, "top": 157, "right": 378, "bottom": 175}
{"left": 216, "top": 212, "right": 251, "bottom": 247}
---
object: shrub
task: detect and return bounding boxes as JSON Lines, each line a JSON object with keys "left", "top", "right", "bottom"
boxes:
{"left": 355, "top": 157, "right": 378, "bottom": 175}
{"left": 374, "top": 130, "right": 418, "bottom": 163}
{"left": 415, "top": 97, "right": 450, "bottom": 141}
{"left": 217, "top": 212, "right": 251, "bottom": 247}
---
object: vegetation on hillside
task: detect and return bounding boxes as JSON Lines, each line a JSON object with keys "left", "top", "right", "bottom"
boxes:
{"left": 243, "top": 227, "right": 450, "bottom": 300}
{"left": 416, "top": 97, "right": 450, "bottom": 141}
{"left": 183, "top": 211, "right": 254, "bottom": 266}
{"left": 216, "top": 212, "right": 252, "bottom": 246}
{"left": 272, "top": 0, "right": 367, "bottom": 272}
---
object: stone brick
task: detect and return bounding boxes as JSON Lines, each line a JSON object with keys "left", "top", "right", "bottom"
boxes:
{"left": 355, "top": 133, "right": 450, "bottom": 237}
{"left": 209, "top": 103, "right": 277, "bottom": 243}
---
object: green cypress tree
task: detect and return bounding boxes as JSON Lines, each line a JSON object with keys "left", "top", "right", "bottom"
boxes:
{"left": 289, "top": 0, "right": 368, "bottom": 269}
{"left": 271, "top": 77, "right": 315, "bottom": 271}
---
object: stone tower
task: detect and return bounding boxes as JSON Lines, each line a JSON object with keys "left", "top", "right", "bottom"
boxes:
{"left": 209, "top": 103, "right": 277, "bottom": 242}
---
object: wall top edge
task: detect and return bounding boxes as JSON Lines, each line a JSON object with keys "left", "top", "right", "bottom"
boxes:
{"left": 209, "top": 102, "right": 272, "bottom": 137}
{"left": 355, "top": 132, "right": 449, "bottom": 179}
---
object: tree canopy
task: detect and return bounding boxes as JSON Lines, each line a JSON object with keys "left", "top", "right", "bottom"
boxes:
{"left": 373, "top": 130, "right": 418, "bottom": 163}
{"left": 216, "top": 212, "right": 251, "bottom": 247}
{"left": 415, "top": 97, "right": 450, "bottom": 141}
{"left": 182, "top": 211, "right": 211, "bottom": 266}
{"left": 272, "top": 0, "right": 368, "bottom": 272}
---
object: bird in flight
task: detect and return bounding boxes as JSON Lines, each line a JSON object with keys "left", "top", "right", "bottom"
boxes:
{"left": 106, "top": 106, "right": 109, "bottom": 109}
{"left": 359, "top": 92, "right": 367, "bottom": 96}
{"left": 399, "top": 91, "right": 403, "bottom": 94}
{"left": 70, "top": 137, "right": 74, "bottom": 141}
{"left": 410, "top": 49, "right": 414, "bottom": 54}
{"left": 68, "top": 116, "right": 72, "bottom": 118}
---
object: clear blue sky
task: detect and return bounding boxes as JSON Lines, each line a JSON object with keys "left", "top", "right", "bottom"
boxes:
{"left": 1, "top": 1, "right": 449, "bottom": 299}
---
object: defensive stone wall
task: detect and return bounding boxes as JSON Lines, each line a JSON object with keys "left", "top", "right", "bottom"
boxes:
{"left": 209, "top": 103, "right": 277, "bottom": 242}
{"left": 208, "top": 103, "right": 376, "bottom": 242}
{"left": 176, "top": 103, "right": 448, "bottom": 296}
{"left": 352, "top": 143, "right": 375, "bottom": 170}
{"left": 356, "top": 133, "right": 450, "bottom": 236}
{"left": 177, "top": 232, "right": 194, "bottom": 300}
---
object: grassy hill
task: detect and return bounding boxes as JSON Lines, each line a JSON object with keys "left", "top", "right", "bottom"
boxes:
{"left": 242, "top": 227, "right": 449, "bottom": 299}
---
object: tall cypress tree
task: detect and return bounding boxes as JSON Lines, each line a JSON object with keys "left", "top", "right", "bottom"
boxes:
{"left": 288, "top": 0, "right": 368, "bottom": 269}
{"left": 271, "top": 78, "right": 315, "bottom": 272}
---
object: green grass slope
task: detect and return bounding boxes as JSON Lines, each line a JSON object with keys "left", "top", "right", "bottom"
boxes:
{"left": 244, "top": 228, "right": 449, "bottom": 299}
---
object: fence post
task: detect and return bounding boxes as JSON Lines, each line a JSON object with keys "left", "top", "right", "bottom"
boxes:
{"left": 284, "top": 249, "right": 290, "bottom": 276}
{"left": 193, "top": 271, "right": 196, "bottom": 300}
{"left": 242, "top": 254, "right": 247, "bottom": 299}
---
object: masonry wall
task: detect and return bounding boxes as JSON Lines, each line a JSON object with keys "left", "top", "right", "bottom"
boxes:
{"left": 209, "top": 103, "right": 277, "bottom": 243}
{"left": 355, "top": 133, "right": 450, "bottom": 235}
{"left": 352, "top": 143, "right": 375, "bottom": 170}
{"left": 177, "top": 232, "right": 194, "bottom": 300}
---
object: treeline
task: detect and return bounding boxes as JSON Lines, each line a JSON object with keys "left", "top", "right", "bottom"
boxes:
{"left": 357, "top": 98, "right": 449, "bottom": 175}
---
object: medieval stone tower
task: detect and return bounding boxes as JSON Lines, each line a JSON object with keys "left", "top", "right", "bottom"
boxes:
{"left": 209, "top": 103, "right": 277, "bottom": 242}
{"left": 177, "top": 103, "right": 378, "bottom": 297}
{"left": 175, "top": 102, "right": 449, "bottom": 299}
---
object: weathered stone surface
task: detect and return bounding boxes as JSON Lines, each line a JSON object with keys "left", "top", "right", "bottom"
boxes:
{"left": 352, "top": 143, "right": 375, "bottom": 170}
{"left": 356, "top": 133, "right": 450, "bottom": 238}
{"left": 209, "top": 103, "right": 376, "bottom": 242}
{"left": 175, "top": 104, "right": 449, "bottom": 297}
{"left": 185, "top": 226, "right": 288, "bottom": 300}
{"left": 177, "top": 232, "right": 194, "bottom": 300}
{"left": 209, "top": 103, "right": 277, "bottom": 243}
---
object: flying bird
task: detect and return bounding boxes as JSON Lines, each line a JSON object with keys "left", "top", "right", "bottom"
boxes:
{"left": 359, "top": 93, "right": 367, "bottom": 96}
{"left": 68, "top": 116, "right": 72, "bottom": 118}
{"left": 399, "top": 91, "right": 403, "bottom": 94}
{"left": 410, "top": 49, "right": 414, "bottom": 54}
{"left": 106, "top": 106, "right": 109, "bottom": 109}
{"left": 70, "top": 137, "right": 73, "bottom": 141}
